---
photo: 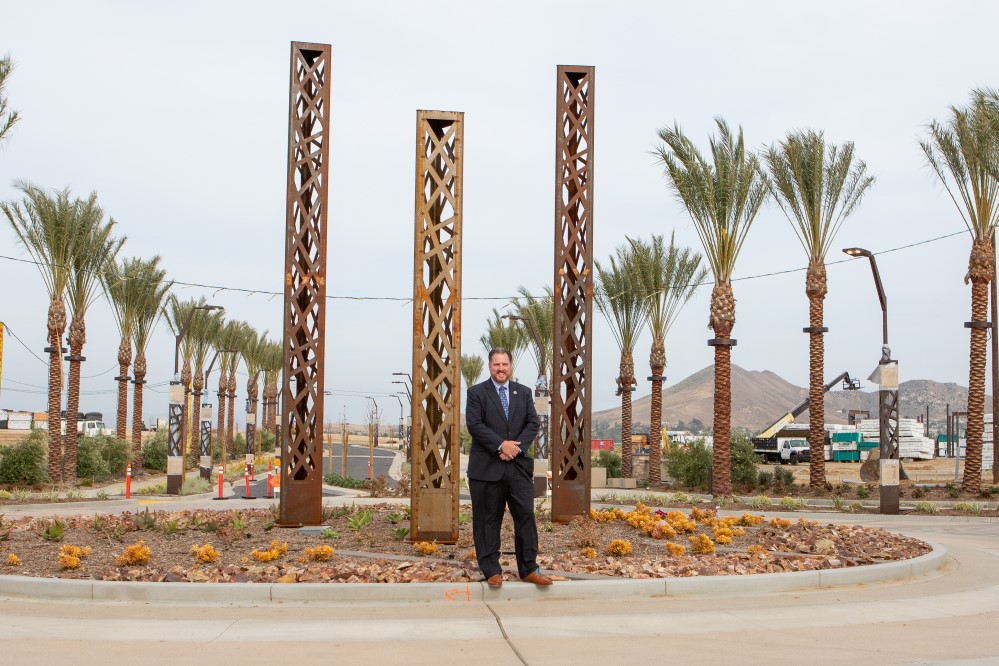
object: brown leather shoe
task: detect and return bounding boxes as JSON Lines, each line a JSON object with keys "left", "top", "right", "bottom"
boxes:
{"left": 522, "top": 570, "right": 552, "bottom": 586}
{"left": 486, "top": 574, "right": 503, "bottom": 588}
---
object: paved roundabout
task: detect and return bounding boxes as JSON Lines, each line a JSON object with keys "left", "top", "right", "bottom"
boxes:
{"left": 0, "top": 489, "right": 997, "bottom": 664}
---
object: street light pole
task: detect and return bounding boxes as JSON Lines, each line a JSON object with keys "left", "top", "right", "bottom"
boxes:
{"left": 843, "top": 247, "right": 899, "bottom": 514}
{"left": 393, "top": 372, "right": 414, "bottom": 461}
{"left": 168, "top": 304, "right": 223, "bottom": 494}
{"left": 502, "top": 314, "right": 549, "bottom": 459}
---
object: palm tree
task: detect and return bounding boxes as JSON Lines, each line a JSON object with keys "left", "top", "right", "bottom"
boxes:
{"left": 241, "top": 328, "right": 268, "bottom": 455}
{"left": 2, "top": 183, "right": 76, "bottom": 481}
{"left": 480, "top": 309, "right": 525, "bottom": 363}
{"left": 765, "top": 130, "right": 875, "bottom": 488}
{"left": 63, "top": 195, "right": 124, "bottom": 482}
{"left": 460, "top": 353, "right": 484, "bottom": 391}
{"left": 510, "top": 286, "right": 555, "bottom": 457}
{"left": 627, "top": 233, "right": 707, "bottom": 486}
{"left": 921, "top": 90, "right": 999, "bottom": 493}
{"left": 103, "top": 257, "right": 154, "bottom": 440}
{"left": 0, "top": 54, "right": 19, "bottom": 147}
{"left": 226, "top": 324, "right": 253, "bottom": 459}
{"left": 188, "top": 306, "right": 223, "bottom": 465}
{"left": 214, "top": 320, "right": 244, "bottom": 463}
{"left": 654, "top": 118, "right": 768, "bottom": 495}
{"left": 595, "top": 244, "right": 649, "bottom": 480}
{"left": 129, "top": 260, "right": 171, "bottom": 471}
{"left": 165, "top": 297, "right": 202, "bottom": 464}
{"left": 260, "top": 340, "right": 283, "bottom": 436}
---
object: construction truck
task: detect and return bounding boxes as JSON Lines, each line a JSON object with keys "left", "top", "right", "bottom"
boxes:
{"left": 752, "top": 372, "right": 860, "bottom": 463}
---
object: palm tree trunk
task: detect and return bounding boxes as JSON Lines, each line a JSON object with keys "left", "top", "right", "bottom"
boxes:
{"left": 217, "top": 376, "right": 227, "bottom": 464}
{"left": 131, "top": 353, "right": 146, "bottom": 472}
{"left": 964, "top": 239, "right": 992, "bottom": 493}
{"left": 619, "top": 352, "right": 635, "bottom": 479}
{"left": 63, "top": 314, "right": 86, "bottom": 483}
{"left": 248, "top": 378, "right": 259, "bottom": 456}
{"left": 192, "top": 368, "right": 203, "bottom": 457}
{"left": 710, "top": 283, "right": 735, "bottom": 496}
{"left": 180, "top": 363, "right": 192, "bottom": 469}
{"left": 648, "top": 338, "right": 665, "bottom": 486}
{"left": 46, "top": 297, "right": 66, "bottom": 483}
{"left": 115, "top": 337, "right": 131, "bottom": 441}
{"left": 226, "top": 375, "right": 236, "bottom": 457}
{"left": 806, "top": 261, "right": 827, "bottom": 488}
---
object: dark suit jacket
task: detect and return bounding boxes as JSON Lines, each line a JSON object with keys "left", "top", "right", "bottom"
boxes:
{"left": 465, "top": 378, "right": 540, "bottom": 482}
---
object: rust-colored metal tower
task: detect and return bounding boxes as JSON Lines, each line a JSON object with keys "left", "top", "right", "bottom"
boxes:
{"left": 551, "top": 66, "right": 594, "bottom": 524}
{"left": 279, "top": 42, "right": 332, "bottom": 526}
{"left": 410, "top": 110, "right": 464, "bottom": 543}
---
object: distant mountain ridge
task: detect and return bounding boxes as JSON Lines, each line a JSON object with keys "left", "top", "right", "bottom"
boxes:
{"left": 592, "top": 364, "right": 986, "bottom": 433}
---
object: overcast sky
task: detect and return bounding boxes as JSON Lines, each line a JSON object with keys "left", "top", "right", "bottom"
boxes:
{"left": 0, "top": 1, "right": 994, "bottom": 428}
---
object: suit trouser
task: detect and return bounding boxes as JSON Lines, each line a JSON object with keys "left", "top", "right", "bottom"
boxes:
{"left": 468, "top": 462, "right": 539, "bottom": 579}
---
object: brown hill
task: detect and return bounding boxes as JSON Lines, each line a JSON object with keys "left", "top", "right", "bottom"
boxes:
{"left": 593, "top": 365, "right": 987, "bottom": 433}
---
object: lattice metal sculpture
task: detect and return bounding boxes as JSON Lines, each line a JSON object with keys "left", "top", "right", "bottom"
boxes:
{"left": 279, "top": 42, "right": 332, "bottom": 526}
{"left": 551, "top": 66, "right": 594, "bottom": 523}
{"left": 410, "top": 110, "right": 464, "bottom": 543}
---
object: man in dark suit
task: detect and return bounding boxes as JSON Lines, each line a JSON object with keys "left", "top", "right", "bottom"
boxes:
{"left": 466, "top": 347, "right": 552, "bottom": 587}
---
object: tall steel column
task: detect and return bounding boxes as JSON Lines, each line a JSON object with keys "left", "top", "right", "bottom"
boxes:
{"left": 410, "top": 110, "right": 463, "bottom": 543}
{"left": 551, "top": 66, "right": 594, "bottom": 523}
{"left": 199, "top": 403, "right": 213, "bottom": 480}
{"left": 279, "top": 42, "right": 332, "bottom": 526}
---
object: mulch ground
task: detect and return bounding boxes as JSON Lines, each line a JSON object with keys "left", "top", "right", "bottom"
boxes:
{"left": 0, "top": 503, "right": 930, "bottom": 584}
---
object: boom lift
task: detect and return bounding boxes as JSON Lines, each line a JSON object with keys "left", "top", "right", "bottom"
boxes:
{"left": 752, "top": 372, "right": 861, "bottom": 463}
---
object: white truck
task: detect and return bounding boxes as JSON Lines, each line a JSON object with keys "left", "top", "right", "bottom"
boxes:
{"left": 777, "top": 440, "right": 810, "bottom": 465}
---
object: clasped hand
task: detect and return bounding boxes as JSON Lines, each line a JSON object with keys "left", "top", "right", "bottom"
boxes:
{"left": 498, "top": 440, "right": 521, "bottom": 461}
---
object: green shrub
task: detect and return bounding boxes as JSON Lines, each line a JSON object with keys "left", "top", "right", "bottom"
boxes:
{"left": 773, "top": 466, "right": 795, "bottom": 487}
{"left": 230, "top": 433, "right": 247, "bottom": 457}
{"left": 77, "top": 434, "right": 131, "bottom": 480}
{"left": 323, "top": 472, "right": 369, "bottom": 489}
{"left": 592, "top": 450, "right": 622, "bottom": 479}
{"left": 730, "top": 432, "right": 758, "bottom": 487}
{"left": 141, "top": 430, "right": 168, "bottom": 471}
{"left": 260, "top": 431, "right": 276, "bottom": 453}
{"left": 0, "top": 430, "right": 48, "bottom": 486}
{"left": 857, "top": 484, "right": 870, "bottom": 499}
{"left": 665, "top": 439, "right": 712, "bottom": 488}
{"left": 757, "top": 470, "right": 773, "bottom": 488}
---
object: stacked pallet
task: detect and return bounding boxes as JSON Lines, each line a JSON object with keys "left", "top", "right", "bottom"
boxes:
{"left": 858, "top": 418, "right": 935, "bottom": 460}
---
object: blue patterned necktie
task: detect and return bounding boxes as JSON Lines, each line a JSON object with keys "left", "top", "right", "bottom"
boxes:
{"left": 498, "top": 385, "right": 509, "bottom": 419}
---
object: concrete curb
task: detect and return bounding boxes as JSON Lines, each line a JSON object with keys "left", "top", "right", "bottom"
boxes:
{"left": 0, "top": 541, "right": 945, "bottom": 605}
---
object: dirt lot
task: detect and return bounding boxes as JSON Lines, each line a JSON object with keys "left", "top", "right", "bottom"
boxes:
{"left": 775, "top": 457, "right": 994, "bottom": 486}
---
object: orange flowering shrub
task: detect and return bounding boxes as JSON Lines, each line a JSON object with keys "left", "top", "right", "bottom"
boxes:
{"left": 665, "top": 542, "right": 686, "bottom": 557}
{"left": 304, "top": 545, "right": 335, "bottom": 562}
{"left": 463, "top": 549, "right": 477, "bottom": 561}
{"left": 580, "top": 547, "right": 598, "bottom": 559}
{"left": 5, "top": 554, "right": 21, "bottom": 566}
{"left": 712, "top": 525, "right": 734, "bottom": 545}
{"left": 589, "top": 508, "right": 622, "bottom": 524}
{"left": 650, "top": 521, "right": 677, "bottom": 540}
{"left": 252, "top": 540, "right": 288, "bottom": 562}
{"left": 665, "top": 510, "right": 697, "bottom": 534}
{"left": 689, "top": 506, "right": 716, "bottom": 524}
{"left": 115, "top": 541, "right": 151, "bottom": 566}
{"left": 413, "top": 541, "right": 438, "bottom": 556}
{"left": 747, "top": 544, "right": 766, "bottom": 554}
{"left": 688, "top": 534, "right": 715, "bottom": 555}
{"left": 190, "top": 544, "right": 220, "bottom": 563}
{"left": 736, "top": 513, "right": 765, "bottom": 527}
{"left": 769, "top": 517, "right": 792, "bottom": 528}
{"left": 606, "top": 539, "right": 633, "bottom": 557}
{"left": 58, "top": 544, "right": 93, "bottom": 570}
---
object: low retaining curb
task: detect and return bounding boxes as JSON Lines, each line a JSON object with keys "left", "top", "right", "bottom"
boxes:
{"left": 0, "top": 541, "right": 946, "bottom": 605}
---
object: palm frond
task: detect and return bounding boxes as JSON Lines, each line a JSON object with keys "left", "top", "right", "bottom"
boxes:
{"left": 765, "top": 129, "right": 875, "bottom": 260}
{"left": 594, "top": 243, "right": 649, "bottom": 353}
{"left": 509, "top": 285, "right": 554, "bottom": 378}
{"left": 627, "top": 232, "right": 707, "bottom": 339}
{"left": 460, "top": 354, "right": 484, "bottom": 389}
{"left": 920, "top": 92, "right": 999, "bottom": 239}
{"left": 654, "top": 118, "right": 767, "bottom": 282}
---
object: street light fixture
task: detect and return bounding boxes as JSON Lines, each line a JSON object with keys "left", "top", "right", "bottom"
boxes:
{"left": 168, "top": 304, "right": 223, "bottom": 495}
{"left": 843, "top": 247, "right": 899, "bottom": 514}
